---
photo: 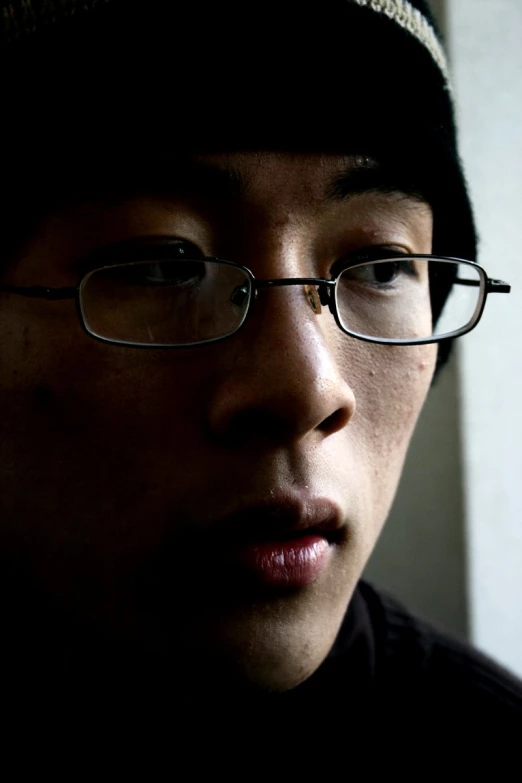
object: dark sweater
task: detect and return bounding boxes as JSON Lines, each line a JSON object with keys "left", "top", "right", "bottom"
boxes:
{"left": 299, "top": 580, "right": 522, "bottom": 715}
{"left": 4, "top": 581, "right": 521, "bottom": 774}
{"left": 273, "top": 580, "right": 522, "bottom": 757}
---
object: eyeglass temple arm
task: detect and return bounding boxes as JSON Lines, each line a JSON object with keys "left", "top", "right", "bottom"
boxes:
{"left": 0, "top": 285, "right": 77, "bottom": 300}
{"left": 486, "top": 279, "right": 511, "bottom": 294}
{"left": 454, "top": 277, "right": 511, "bottom": 294}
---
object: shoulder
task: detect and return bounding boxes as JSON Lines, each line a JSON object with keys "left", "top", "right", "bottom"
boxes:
{"left": 358, "top": 581, "right": 522, "bottom": 725}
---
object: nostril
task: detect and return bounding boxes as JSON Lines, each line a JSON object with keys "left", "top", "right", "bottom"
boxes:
{"left": 319, "top": 407, "right": 352, "bottom": 435}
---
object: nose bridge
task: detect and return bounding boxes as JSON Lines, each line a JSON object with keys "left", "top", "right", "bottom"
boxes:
{"left": 251, "top": 282, "right": 341, "bottom": 391}
{"left": 252, "top": 278, "right": 326, "bottom": 333}
{"left": 240, "top": 208, "right": 314, "bottom": 279}
{"left": 253, "top": 275, "right": 329, "bottom": 313}
{"left": 233, "top": 217, "right": 333, "bottom": 336}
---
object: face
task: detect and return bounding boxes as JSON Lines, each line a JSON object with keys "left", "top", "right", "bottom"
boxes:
{"left": 0, "top": 152, "right": 436, "bottom": 691}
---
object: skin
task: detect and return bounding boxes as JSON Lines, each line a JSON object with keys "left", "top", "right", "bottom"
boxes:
{"left": 0, "top": 152, "right": 436, "bottom": 694}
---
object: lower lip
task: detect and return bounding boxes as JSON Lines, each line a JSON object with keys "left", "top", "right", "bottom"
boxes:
{"left": 235, "top": 534, "right": 332, "bottom": 589}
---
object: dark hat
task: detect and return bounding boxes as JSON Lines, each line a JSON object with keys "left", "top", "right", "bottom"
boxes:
{"left": 1, "top": 0, "right": 476, "bottom": 370}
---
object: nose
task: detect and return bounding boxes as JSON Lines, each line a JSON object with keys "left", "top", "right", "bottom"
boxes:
{"left": 206, "top": 282, "right": 356, "bottom": 447}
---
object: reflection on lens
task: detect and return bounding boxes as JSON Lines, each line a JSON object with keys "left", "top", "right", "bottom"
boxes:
{"left": 431, "top": 261, "right": 483, "bottom": 338}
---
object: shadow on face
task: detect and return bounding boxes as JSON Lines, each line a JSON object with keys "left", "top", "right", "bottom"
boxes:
{"left": 0, "top": 151, "right": 436, "bottom": 693}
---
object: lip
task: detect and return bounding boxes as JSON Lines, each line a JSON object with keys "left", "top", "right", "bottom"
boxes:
{"left": 235, "top": 535, "right": 332, "bottom": 589}
{"left": 212, "top": 492, "right": 344, "bottom": 542}
{"left": 208, "top": 491, "right": 344, "bottom": 590}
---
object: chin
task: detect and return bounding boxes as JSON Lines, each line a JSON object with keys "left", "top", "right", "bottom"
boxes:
{"left": 167, "top": 582, "right": 355, "bottom": 695}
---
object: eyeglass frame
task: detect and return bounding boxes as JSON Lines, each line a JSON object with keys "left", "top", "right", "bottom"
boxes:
{"left": 0, "top": 239, "right": 511, "bottom": 348}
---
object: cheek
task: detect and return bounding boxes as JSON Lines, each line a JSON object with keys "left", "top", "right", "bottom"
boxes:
{"left": 0, "top": 310, "right": 211, "bottom": 585}
{"left": 354, "top": 342, "right": 437, "bottom": 446}
{"left": 336, "top": 336, "right": 437, "bottom": 532}
{"left": 0, "top": 302, "right": 209, "bottom": 495}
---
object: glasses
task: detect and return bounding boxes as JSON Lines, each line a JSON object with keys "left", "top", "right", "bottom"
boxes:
{"left": 0, "top": 240, "right": 511, "bottom": 347}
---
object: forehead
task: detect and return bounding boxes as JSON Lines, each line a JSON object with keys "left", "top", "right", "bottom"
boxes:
{"left": 190, "top": 152, "right": 367, "bottom": 206}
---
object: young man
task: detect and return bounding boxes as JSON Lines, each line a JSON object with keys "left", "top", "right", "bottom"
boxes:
{"left": 0, "top": 0, "right": 521, "bottom": 739}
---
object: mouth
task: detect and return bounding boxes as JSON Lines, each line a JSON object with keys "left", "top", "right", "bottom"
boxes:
{"left": 210, "top": 493, "right": 345, "bottom": 590}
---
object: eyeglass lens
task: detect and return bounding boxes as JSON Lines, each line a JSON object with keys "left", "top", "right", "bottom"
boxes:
{"left": 336, "top": 258, "right": 484, "bottom": 341}
{"left": 80, "top": 259, "right": 251, "bottom": 346}
{"left": 79, "top": 257, "right": 484, "bottom": 346}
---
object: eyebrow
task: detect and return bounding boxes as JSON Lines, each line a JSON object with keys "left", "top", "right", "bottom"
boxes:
{"left": 325, "top": 158, "right": 428, "bottom": 205}
{"left": 91, "top": 155, "right": 427, "bottom": 209}
{"left": 117, "top": 157, "right": 247, "bottom": 204}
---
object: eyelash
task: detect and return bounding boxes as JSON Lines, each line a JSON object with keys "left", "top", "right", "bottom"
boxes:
{"left": 346, "top": 246, "right": 409, "bottom": 262}
{"left": 330, "top": 246, "right": 409, "bottom": 276}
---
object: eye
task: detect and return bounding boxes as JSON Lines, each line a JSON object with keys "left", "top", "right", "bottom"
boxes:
{"left": 342, "top": 259, "right": 416, "bottom": 286}
{"left": 83, "top": 240, "right": 209, "bottom": 290}
{"left": 139, "top": 258, "right": 207, "bottom": 286}
{"left": 136, "top": 241, "right": 206, "bottom": 285}
{"left": 163, "top": 241, "right": 204, "bottom": 260}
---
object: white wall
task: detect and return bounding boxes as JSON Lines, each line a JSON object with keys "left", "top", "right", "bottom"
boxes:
{"left": 447, "top": 0, "right": 522, "bottom": 678}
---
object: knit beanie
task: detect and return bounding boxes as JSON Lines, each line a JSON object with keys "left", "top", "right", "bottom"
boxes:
{"left": 0, "top": 0, "right": 477, "bottom": 371}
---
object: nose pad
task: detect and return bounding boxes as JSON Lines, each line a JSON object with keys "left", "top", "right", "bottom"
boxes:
{"left": 229, "top": 284, "right": 250, "bottom": 307}
{"left": 304, "top": 285, "right": 322, "bottom": 314}
{"left": 318, "top": 282, "right": 337, "bottom": 315}
{"left": 311, "top": 282, "right": 334, "bottom": 311}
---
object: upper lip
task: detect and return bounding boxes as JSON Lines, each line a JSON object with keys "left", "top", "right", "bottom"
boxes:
{"left": 210, "top": 491, "right": 344, "bottom": 545}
